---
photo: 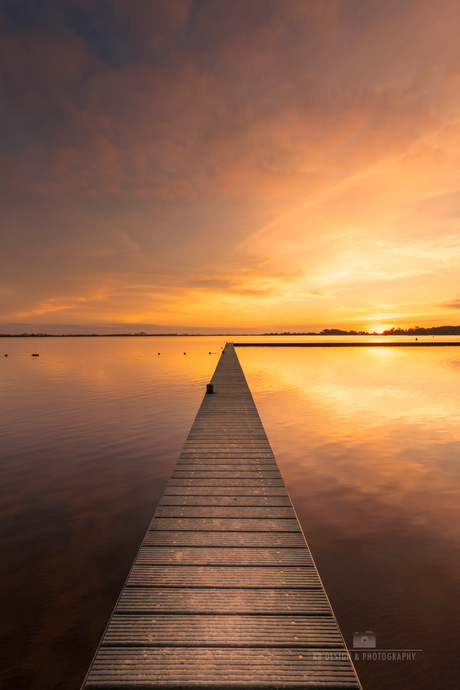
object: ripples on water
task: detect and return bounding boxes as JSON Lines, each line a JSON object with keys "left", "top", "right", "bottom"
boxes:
{"left": 1, "top": 336, "right": 459, "bottom": 689}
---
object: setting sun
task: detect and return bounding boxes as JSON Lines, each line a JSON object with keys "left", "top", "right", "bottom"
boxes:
{"left": 364, "top": 324, "right": 395, "bottom": 334}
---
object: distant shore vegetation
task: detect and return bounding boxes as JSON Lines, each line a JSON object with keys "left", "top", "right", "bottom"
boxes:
{"left": 264, "top": 326, "right": 460, "bottom": 336}
{"left": 2, "top": 326, "right": 460, "bottom": 337}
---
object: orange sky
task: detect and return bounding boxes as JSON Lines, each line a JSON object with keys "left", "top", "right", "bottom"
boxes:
{"left": 1, "top": 0, "right": 460, "bottom": 333}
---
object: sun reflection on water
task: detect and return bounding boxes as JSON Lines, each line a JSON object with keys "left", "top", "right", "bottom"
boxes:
{"left": 237, "top": 343, "right": 460, "bottom": 690}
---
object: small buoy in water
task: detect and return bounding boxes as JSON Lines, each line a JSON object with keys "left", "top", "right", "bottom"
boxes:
{"left": 158, "top": 353, "right": 160, "bottom": 355}
{"left": 31, "top": 353, "right": 39, "bottom": 357}
{"left": 4, "top": 354, "right": 7, "bottom": 357}
{"left": 183, "top": 352, "right": 186, "bottom": 355}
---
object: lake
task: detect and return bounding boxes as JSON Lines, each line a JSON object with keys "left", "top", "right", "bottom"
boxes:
{"left": 1, "top": 335, "right": 459, "bottom": 689}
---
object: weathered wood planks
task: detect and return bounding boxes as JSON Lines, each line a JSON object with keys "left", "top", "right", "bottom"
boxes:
{"left": 82, "top": 343, "right": 361, "bottom": 689}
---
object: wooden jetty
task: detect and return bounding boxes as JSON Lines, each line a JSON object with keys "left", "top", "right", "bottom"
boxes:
{"left": 82, "top": 343, "right": 361, "bottom": 689}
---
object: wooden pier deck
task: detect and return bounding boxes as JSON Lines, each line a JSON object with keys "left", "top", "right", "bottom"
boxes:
{"left": 82, "top": 343, "right": 361, "bottom": 689}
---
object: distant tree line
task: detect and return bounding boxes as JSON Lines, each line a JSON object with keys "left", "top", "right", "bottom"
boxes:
{"left": 0, "top": 332, "right": 181, "bottom": 337}
{"left": 319, "top": 327, "right": 460, "bottom": 335}
{"left": 381, "top": 325, "right": 460, "bottom": 335}
{"left": 3, "top": 326, "right": 460, "bottom": 337}
{"left": 264, "top": 329, "right": 375, "bottom": 335}
{"left": 264, "top": 325, "right": 460, "bottom": 336}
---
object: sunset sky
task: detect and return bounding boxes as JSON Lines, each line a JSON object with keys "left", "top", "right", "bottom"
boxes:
{"left": 2, "top": 0, "right": 460, "bottom": 333}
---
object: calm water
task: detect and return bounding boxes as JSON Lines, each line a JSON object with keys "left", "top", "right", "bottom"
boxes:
{"left": 1, "top": 336, "right": 460, "bottom": 689}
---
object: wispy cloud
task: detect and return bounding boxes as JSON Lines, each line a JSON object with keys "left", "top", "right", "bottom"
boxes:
{"left": 2, "top": 0, "right": 460, "bottom": 330}
{"left": 441, "top": 299, "right": 460, "bottom": 310}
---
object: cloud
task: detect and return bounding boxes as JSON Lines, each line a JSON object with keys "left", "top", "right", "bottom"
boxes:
{"left": 441, "top": 299, "right": 460, "bottom": 310}
{"left": 2, "top": 0, "right": 460, "bottom": 329}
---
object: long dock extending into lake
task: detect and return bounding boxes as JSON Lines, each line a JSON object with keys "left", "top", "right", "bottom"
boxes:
{"left": 82, "top": 343, "right": 361, "bottom": 689}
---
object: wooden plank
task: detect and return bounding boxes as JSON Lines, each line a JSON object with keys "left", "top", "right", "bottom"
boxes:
{"left": 143, "top": 531, "right": 307, "bottom": 548}
{"left": 173, "top": 462, "right": 278, "bottom": 468}
{"left": 165, "top": 478, "right": 285, "bottom": 486}
{"left": 182, "top": 442, "right": 273, "bottom": 447}
{"left": 186, "top": 426, "right": 266, "bottom": 431}
{"left": 176, "top": 458, "right": 277, "bottom": 465}
{"left": 84, "top": 649, "right": 359, "bottom": 688}
{"left": 154, "top": 506, "right": 295, "bottom": 519}
{"left": 116, "top": 588, "right": 331, "bottom": 614}
{"left": 162, "top": 486, "right": 289, "bottom": 496}
{"left": 102, "top": 615, "right": 344, "bottom": 647}
{"left": 127, "top": 565, "right": 322, "bottom": 588}
{"left": 175, "top": 466, "right": 278, "bottom": 472}
{"left": 183, "top": 444, "right": 272, "bottom": 448}
{"left": 135, "top": 547, "right": 313, "bottom": 566}
{"left": 180, "top": 451, "right": 275, "bottom": 457}
{"left": 170, "top": 471, "right": 282, "bottom": 479}
{"left": 184, "top": 434, "right": 272, "bottom": 438}
{"left": 176, "top": 454, "right": 276, "bottom": 460}
{"left": 158, "top": 495, "right": 292, "bottom": 506}
{"left": 82, "top": 343, "right": 361, "bottom": 689}
{"left": 148, "top": 518, "right": 301, "bottom": 532}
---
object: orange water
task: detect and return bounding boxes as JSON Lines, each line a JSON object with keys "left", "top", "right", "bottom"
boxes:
{"left": 1, "top": 336, "right": 459, "bottom": 689}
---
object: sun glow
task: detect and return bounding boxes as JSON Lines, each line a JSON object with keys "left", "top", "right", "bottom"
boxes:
{"left": 366, "top": 324, "right": 393, "bottom": 334}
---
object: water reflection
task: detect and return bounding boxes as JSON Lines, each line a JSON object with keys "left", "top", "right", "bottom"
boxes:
{"left": 238, "top": 344, "right": 460, "bottom": 690}
{"left": 1, "top": 337, "right": 459, "bottom": 689}
{"left": 0, "top": 337, "right": 222, "bottom": 690}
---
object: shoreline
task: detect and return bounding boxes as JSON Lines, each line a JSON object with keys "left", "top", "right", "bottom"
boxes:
{"left": 233, "top": 341, "right": 460, "bottom": 347}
